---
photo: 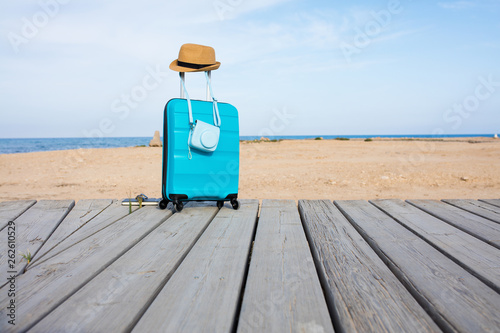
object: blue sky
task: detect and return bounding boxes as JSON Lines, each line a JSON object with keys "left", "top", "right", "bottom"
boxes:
{"left": 1, "top": 0, "right": 499, "bottom": 138}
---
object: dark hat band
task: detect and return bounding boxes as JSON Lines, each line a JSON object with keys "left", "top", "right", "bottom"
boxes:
{"left": 177, "top": 60, "right": 214, "bottom": 70}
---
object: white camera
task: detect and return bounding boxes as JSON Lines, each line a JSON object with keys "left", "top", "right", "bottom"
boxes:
{"left": 188, "top": 120, "right": 220, "bottom": 152}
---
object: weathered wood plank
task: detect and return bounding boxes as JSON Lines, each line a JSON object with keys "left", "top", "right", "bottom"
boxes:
{"left": 480, "top": 199, "right": 500, "bottom": 208}
{"left": 0, "top": 200, "right": 36, "bottom": 288}
{"left": 237, "top": 200, "right": 334, "bottom": 333}
{"left": 0, "top": 200, "right": 36, "bottom": 231}
{"left": 28, "top": 200, "right": 136, "bottom": 268}
{"left": 373, "top": 199, "right": 500, "bottom": 292}
{"left": 32, "top": 203, "right": 218, "bottom": 332}
{"left": 16, "top": 200, "right": 75, "bottom": 268}
{"left": 408, "top": 199, "right": 500, "bottom": 249}
{"left": 336, "top": 200, "right": 500, "bottom": 333}
{"left": 299, "top": 200, "right": 439, "bottom": 333}
{"left": 0, "top": 200, "right": 74, "bottom": 283}
{"left": 132, "top": 200, "right": 259, "bottom": 333}
{"left": 31, "top": 199, "right": 113, "bottom": 264}
{"left": 0, "top": 206, "right": 172, "bottom": 332}
{"left": 443, "top": 199, "right": 500, "bottom": 224}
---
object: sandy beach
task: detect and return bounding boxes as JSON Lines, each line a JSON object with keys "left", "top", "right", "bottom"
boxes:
{"left": 0, "top": 138, "right": 499, "bottom": 202}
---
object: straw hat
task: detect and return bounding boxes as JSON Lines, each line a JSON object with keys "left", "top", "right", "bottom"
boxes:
{"left": 169, "top": 43, "right": 221, "bottom": 72}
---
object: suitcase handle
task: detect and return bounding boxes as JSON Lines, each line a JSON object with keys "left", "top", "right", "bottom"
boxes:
{"left": 205, "top": 71, "right": 221, "bottom": 127}
{"left": 180, "top": 72, "right": 221, "bottom": 128}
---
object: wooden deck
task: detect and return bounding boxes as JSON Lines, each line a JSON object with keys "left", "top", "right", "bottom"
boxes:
{"left": 1, "top": 198, "right": 499, "bottom": 332}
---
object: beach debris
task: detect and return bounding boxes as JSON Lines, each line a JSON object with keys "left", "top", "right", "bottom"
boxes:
{"left": 149, "top": 130, "right": 162, "bottom": 147}
{"left": 460, "top": 176, "right": 469, "bottom": 182}
{"left": 19, "top": 249, "right": 32, "bottom": 264}
{"left": 494, "top": 133, "right": 498, "bottom": 139}
{"left": 325, "top": 179, "right": 336, "bottom": 185}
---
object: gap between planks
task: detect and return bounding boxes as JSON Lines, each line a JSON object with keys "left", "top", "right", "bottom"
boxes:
{"left": 0, "top": 206, "right": 173, "bottom": 333}
{"left": 31, "top": 203, "right": 219, "bottom": 332}
{"left": 299, "top": 199, "right": 439, "bottom": 333}
{"left": 132, "top": 200, "right": 259, "bottom": 333}
{"left": 336, "top": 199, "right": 500, "bottom": 333}
{"left": 238, "top": 199, "right": 334, "bottom": 333}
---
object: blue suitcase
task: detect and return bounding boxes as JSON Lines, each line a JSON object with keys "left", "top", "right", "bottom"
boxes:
{"left": 159, "top": 72, "right": 239, "bottom": 212}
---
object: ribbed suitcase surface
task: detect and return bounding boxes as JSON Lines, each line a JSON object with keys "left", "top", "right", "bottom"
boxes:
{"left": 162, "top": 98, "right": 239, "bottom": 204}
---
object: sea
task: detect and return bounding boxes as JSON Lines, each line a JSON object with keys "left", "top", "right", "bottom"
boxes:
{"left": 0, "top": 135, "right": 495, "bottom": 154}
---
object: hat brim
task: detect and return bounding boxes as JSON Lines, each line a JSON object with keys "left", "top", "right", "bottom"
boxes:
{"left": 169, "top": 60, "right": 221, "bottom": 72}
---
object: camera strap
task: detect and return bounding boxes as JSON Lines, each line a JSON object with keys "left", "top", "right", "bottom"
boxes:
{"left": 180, "top": 72, "right": 221, "bottom": 159}
{"left": 180, "top": 72, "right": 221, "bottom": 128}
{"left": 205, "top": 71, "right": 221, "bottom": 127}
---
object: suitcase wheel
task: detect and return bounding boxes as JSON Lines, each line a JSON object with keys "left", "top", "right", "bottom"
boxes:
{"left": 174, "top": 201, "right": 184, "bottom": 212}
{"left": 158, "top": 199, "right": 169, "bottom": 210}
{"left": 230, "top": 198, "right": 240, "bottom": 210}
{"left": 217, "top": 201, "right": 224, "bottom": 209}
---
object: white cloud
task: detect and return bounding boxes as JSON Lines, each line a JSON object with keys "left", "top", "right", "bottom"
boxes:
{"left": 371, "top": 27, "right": 429, "bottom": 45}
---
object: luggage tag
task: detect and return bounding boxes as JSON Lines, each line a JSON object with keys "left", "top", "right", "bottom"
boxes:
{"left": 181, "top": 72, "right": 221, "bottom": 158}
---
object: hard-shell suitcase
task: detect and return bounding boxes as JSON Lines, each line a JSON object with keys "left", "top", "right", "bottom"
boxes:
{"left": 159, "top": 72, "right": 239, "bottom": 212}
